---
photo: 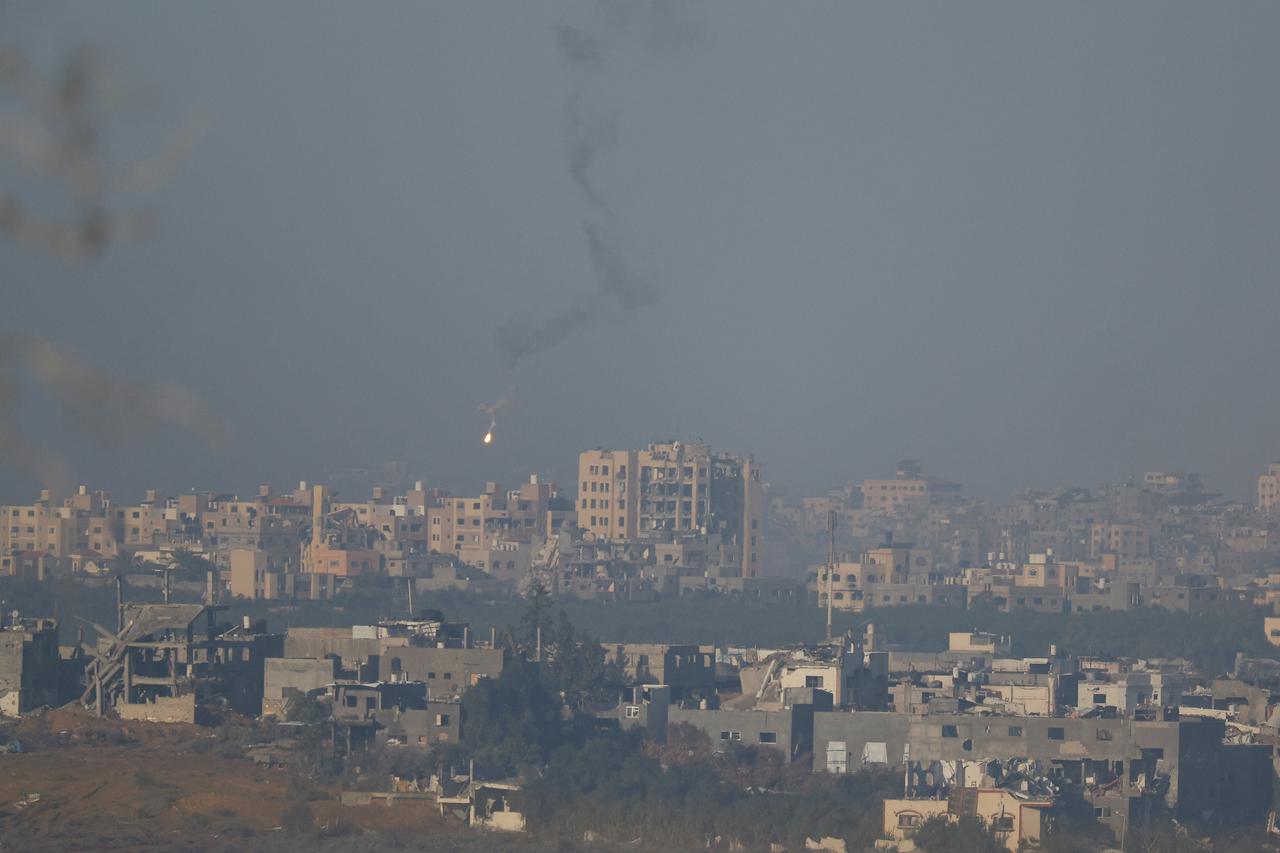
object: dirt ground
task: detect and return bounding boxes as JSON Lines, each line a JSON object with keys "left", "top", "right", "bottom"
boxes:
{"left": 0, "top": 706, "right": 461, "bottom": 852}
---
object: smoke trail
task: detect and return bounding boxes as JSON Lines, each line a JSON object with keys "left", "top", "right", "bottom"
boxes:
{"left": 0, "top": 335, "right": 228, "bottom": 490}
{"left": 584, "top": 219, "right": 657, "bottom": 310}
{"left": 0, "top": 42, "right": 208, "bottom": 261}
{"left": 496, "top": 299, "right": 598, "bottom": 367}
{"left": 0, "top": 39, "right": 220, "bottom": 486}
{"left": 494, "top": 1, "right": 704, "bottom": 368}
{"left": 19, "top": 335, "right": 227, "bottom": 448}
{"left": 479, "top": 393, "right": 515, "bottom": 445}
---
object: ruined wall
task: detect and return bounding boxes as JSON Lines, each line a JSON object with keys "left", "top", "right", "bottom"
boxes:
{"left": 283, "top": 628, "right": 379, "bottom": 672}
{"left": 262, "top": 657, "right": 336, "bottom": 717}
{"left": 0, "top": 625, "right": 62, "bottom": 715}
{"left": 377, "top": 647, "right": 504, "bottom": 700}
{"left": 118, "top": 694, "right": 196, "bottom": 724}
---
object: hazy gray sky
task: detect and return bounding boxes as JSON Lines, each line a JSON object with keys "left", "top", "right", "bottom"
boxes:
{"left": 4, "top": 1, "right": 1279, "bottom": 503}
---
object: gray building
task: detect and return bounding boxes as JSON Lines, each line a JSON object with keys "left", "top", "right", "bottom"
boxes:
{"left": 377, "top": 646, "right": 505, "bottom": 700}
{"left": 813, "top": 711, "right": 1268, "bottom": 834}
{"left": 0, "top": 617, "right": 61, "bottom": 716}
{"left": 262, "top": 657, "right": 336, "bottom": 717}
{"left": 669, "top": 702, "right": 818, "bottom": 761}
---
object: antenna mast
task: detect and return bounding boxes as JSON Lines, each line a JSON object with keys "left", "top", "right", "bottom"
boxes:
{"left": 826, "top": 509, "right": 837, "bottom": 641}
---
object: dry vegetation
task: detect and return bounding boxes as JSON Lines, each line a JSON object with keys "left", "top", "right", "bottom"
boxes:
{"left": 0, "top": 707, "right": 462, "bottom": 851}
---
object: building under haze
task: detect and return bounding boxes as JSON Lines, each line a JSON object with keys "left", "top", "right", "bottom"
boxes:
{"left": 1259, "top": 462, "right": 1280, "bottom": 514}
{"left": 578, "top": 441, "right": 763, "bottom": 577}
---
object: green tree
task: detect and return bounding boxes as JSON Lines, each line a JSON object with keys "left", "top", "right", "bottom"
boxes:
{"left": 518, "top": 581, "right": 553, "bottom": 655}
{"left": 459, "top": 656, "right": 564, "bottom": 777}
{"left": 168, "top": 548, "right": 217, "bottom": 579}
{"left": 543, "top": 609, "right": 615, "bottom": 712}
{"left": 283, "top": 694, "right": 330, "bottom": 724}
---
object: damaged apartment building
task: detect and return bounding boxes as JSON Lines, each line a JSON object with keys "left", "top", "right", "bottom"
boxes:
{"left": 0, "top": 615, "right": 75, "bottom": 716}
{"left": 265, "top": 611, "right": 502, "bottom": 750}
{"left": 816, "top": 710, "right": 1271, "bottom": 839}
{"left": 658, "top": 630, "right": 889, "bottom": 760}
{"left": 329, "top": 680, "right": 460, "bottom": 752}
{"left": 81, "top": 602, "right": 282, "bottom": 723}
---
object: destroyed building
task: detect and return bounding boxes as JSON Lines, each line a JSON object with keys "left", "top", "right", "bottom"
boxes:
{"left": 731, "top": 638, "right": 888, "bottom": 711}
{"left": 82, "top": 603, "right": 283, "bottom": 722}
{"left": 814, "top": 711, "right": 1271, "bottom": 838}
{"left": 0, "top": 616, "right": 62, "bottom": 716}
{"left": 604, "top": 643, "right": 717, "bottom": 706}
{"left": 262, "top": 656, "right": 337, "bottom": 717}
{"left": 329, "top": 680, "right": 459, "bottom": 752}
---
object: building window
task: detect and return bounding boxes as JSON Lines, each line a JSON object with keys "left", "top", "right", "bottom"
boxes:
{"left": 941, "top": 725, "right": 958, "bottom": 738}
{"left": 436, "top": 714, "right": 451, "bottom": 726}
{"left": 804, "top": 675, "right": 823, "bottom": 688}
{"left": 720, "top": 731, "right": 730, "bottom": 741}
{"left": 625, "top": 705, "right": 641, "bottom": 719}
{"left": 1096, "top": 729, "right": 1113, "bottom": 741}
{"left": 758, "top": 732, "right": 778, "bottom": 744}
{"left": 1008, "top": 726, "right": 1023, "bottom": 737}
{"left": 1048, "top": 727, "right": 1065, "bottom": 741}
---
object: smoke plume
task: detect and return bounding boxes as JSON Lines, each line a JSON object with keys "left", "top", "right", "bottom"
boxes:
{"left": 0, "top": 42, "right": 209, "bottom": 261}
{"left": 0, "top": 335, "right": 228, "bottom": 492}
{"left": 1, "top": 38, "right": 220, "bottom": 489}
{"left": 494, "top": 1, "right": 704, "bottom": 368}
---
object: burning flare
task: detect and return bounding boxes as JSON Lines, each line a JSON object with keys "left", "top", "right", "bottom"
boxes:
{"left": 479, "top": 394, "right": 512, "bottom": 447}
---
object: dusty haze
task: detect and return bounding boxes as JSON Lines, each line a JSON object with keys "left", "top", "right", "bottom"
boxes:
{"left": 3, "top": 1, "right": 1279, "bottom": 502}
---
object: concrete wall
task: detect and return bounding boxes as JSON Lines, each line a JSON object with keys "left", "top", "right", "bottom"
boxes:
{"left": 378, "top": 647, "right": 504, "bottom": 700}
{"left": 668, "top": 706, "right": 800, "bottom": 759}
{"left": 262, "top": 657, "right": 336, "bottom": 717}
{"left": 118, "top": 694, "right": 197, "bottom": 723}
{"left": 283, "top": 628, "right": 380, "bottom": 672}
{"left": 376, "top": 701, "right": 461, "bottom": 747}
{"left": 0, "top": 624, "right": 62, "bottom": 716}
{"left": 812, "top": 710, "right": 1240, "bottom": 819}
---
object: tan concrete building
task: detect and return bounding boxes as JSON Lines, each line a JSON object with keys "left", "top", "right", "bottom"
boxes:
{"left": 1259, "top": 462, "right": 1280, "bottom": 514}
{"left": 883, "top": 789, "right": 1051, "bottom": 852}
{"left": 1089, "top": 522, "right": 1151, "bottom": 560}
{"left": 1264, "top": 616, "right": 1280, "bottom": 647}
{"left": 861, "top": 478, "right": 931, "bottom": 513}
{"left": 429, "top": 477, "right": 565, "bottom": 555}
{"left": 578, "top": 441, "right": 763, "bottom": 576}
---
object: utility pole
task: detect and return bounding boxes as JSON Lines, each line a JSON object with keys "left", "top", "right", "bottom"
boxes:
{"left": 826, "top": 509, "right": 837, "bottom": 642}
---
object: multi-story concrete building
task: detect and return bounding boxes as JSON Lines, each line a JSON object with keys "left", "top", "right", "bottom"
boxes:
{"left": 604, "top": 643, "right": 717, "bottom": 704}
{"left": 860, "top": 460, "right": 962, "bottom": 514}
{"left": 0, "top": 616, "right": 63, "bottom": 715}
{"left": 813, "top": 711, "right": 1270, "bottom": 836}
{"left": 1089, "top": 522, "right": 1151, "bottom": 560}
{"left": 430, "top": 477, "right": 567, "bottom": 556}
{"left": 1259, "top": 462, "right": 1280, "bottom": 514}
{"left": 578, "top": 441, "right": 763, "bottom": 576}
